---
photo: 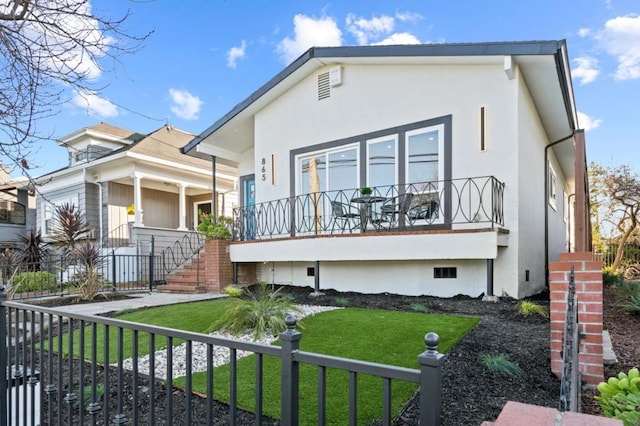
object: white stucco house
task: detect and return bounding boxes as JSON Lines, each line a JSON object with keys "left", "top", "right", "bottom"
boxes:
{"left": 182, "top": 40, "right": 591, "bottom": 299}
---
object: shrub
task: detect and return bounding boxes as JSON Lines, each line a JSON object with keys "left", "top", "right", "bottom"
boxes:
{"left": 196, "top": 213, "right": 232, "bottom": 240}
{"left": 223, "top": 285, "right": 244, "bottom": 297}
{"left": 334, "top": 296, "right": 349, "bottom": 306}
{"left": 9, "top": 271, "right": 58, "bottom": 296}
{"left": 410, "top": 303, "right": 430, "bottom": 313}
{"left": 603, "top": 266, "right": 624, "bottom": 286}
{"left": 69, "top": 241, "right": 106, "bottom": 301}
{"left": 624, "top": 289, "right": 640, "bottom": 315}
{"left": 209, "top": 283, "right": 301, "bottom": 338}
{"left": 517, "top": 300, "right": 549, "bottom": 318}
{"left": 595, "top": 367, "right": 640, "bottom": 425}
{"left": 480, "top": 354, "right": 524, "bottom": 379}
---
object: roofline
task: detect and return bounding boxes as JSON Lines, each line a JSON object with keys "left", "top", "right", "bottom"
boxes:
{"left": 182, "top": 40, "right": 568, "bottom": 154}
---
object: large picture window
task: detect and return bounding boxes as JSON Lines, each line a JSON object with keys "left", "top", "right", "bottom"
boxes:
{"left": 299, "top": 145, "right": 359, "bottom": 195}
{"left": 406, "top": 126, "right": 443, "bottom": 184}
{"left": 367, "top": 136, "right": 397, "bottom": 188}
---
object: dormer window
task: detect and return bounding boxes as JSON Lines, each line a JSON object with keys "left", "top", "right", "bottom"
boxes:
{"left": 76, "top": 151, "right": 89, "bottom": 162}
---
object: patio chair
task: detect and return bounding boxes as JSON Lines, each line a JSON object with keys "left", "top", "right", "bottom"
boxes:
{"left": 408, "top": 199, "right": 439, "bottom": 224}
{"left": 374, "top": 193, "right": 415, "bottom": 229}
{"left": 330, "top": 200, "right": 361, "bottom": 233}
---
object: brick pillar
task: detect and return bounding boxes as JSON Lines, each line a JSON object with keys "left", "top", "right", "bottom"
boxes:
{"left": 202, "top": 240, "right": 233, "bottom": 292}
{"left": 549, "top": 252, "right": 604, "bottom": 385}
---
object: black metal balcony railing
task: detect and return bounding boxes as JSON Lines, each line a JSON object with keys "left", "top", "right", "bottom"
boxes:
{"left": 233, "top": 176, "right": 505, "bottom": 241}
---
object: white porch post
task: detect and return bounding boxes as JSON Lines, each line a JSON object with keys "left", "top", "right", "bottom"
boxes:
{"left": 178, "top": 184, "right": 188, "bottom": 230}
{"left": 133, "top": 174, "right": 144, "bottom": 227}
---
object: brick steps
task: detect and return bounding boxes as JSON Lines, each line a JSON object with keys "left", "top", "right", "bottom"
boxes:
{"left": 480, "top": 401, "right": 621, "bottom": 425}
{"left": 160, "top": 255, "right": 206, "bottom": 293}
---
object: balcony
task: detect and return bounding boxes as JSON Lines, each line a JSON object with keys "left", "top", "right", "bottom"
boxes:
{"left": 232, "top": 176, "right": 505, "bottom": 242}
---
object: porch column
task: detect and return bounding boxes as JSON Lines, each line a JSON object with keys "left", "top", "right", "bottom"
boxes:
{"left": 211, "top": 155, "right": 218, "bottom": 218}
{"left": 178, "top": 184, "right": 188, "bottom": 231}
{"left": 133, "top": 174, "right": 144, "bottom": 227}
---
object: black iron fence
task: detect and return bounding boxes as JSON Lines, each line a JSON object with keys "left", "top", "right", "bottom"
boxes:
{"left": 559, "top": 266, "right": 580, "bottom": 412}
{"left": 0, "top": 296, "right": 445, "bottom": 425}
{"left": 233, "top": 176, "right": 505, "bottom": 241}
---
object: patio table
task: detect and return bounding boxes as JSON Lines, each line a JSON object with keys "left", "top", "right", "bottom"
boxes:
{"left": 350, "top": 195, "right": 388, "bottom": 232}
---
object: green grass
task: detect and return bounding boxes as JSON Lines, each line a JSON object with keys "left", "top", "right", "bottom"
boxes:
{"left": 49, "top": 298, "right": 240, "bottom": 362}
{"left": 50, "top": 300, "right": 478, "bottom": 424}
{"left": 176, "top": 308, "right": 478, "bottom": 424}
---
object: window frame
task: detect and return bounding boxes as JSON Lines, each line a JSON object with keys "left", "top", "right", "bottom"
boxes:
{"left": 548, "top": 162, "right": 557, "bottom": 210}
{"left": 42, "top": 194, "right": 79, "bottom": 236}
{"left": 366, "top": 134, "right": 398, "bottom": 189}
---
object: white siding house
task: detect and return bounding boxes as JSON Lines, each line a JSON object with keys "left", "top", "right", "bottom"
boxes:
{"left": 183, "top": 41, "right": 590, "bottom": 299}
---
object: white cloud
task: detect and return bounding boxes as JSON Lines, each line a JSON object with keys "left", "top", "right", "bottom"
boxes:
{"left": 346, "top": 14, "right": 395, "bottom": 45}
{"left": 578, "top": 28, "right": 591, "bottom": 37}
{"left": 277, "top": 15, "right": 342, "bottom": 64}
{"left": 375, "top": 32, "right": 421, "bottom": 46}
{"left": 71, "top": 90, "right": 118, "bottom": 118}
{"left": 227, "top": 40, "right": 246, "bottom": 68}
{"left": 396, "top": 12, "right": 424, "bottom": 23}
{"left": 577, "top": 111, "right": 602, "bottom": 131}
{"left": 18, "top": 1, "right": 113, "bottom": 81}
{"left": 595, "top": 14, "right": 640, "bottom": 80}
{"left": 169, "top": 89, "right": 203, "bottom": 120}
{"left": 572, "top": 57, "right": 600, "bottom": 84}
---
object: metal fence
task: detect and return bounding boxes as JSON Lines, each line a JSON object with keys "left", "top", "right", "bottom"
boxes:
{"left": 0, "top": 295, "right": 445, "bottom": 425}
{"left": 559, "top": 266, "right": 580, "bottom": 412}
{"left": 233, "top": 176, "right": 505, "bottom": 241}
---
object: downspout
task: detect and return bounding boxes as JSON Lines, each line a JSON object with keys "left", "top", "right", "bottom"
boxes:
{"left": 83, "top": 168, "right": 104, "bottom": 245}
{"left": 544, "top": 132, "right": 575, "bottom": 287}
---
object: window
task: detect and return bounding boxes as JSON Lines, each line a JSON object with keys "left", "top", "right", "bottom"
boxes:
{"left": 434, "top": 267, "right": 457, "bottom": 279}
{"left": 367, "top": 136, "right": 397, "bottom": 188}
{"left": 0, "top": 201, "right": 25, "bottom": 225}
{"left": 299, "top": 145, "right": 359, "bottom": 195}
{"left": 563, "top": 191, "right": 569, "bottom": 223}
{"left": 406, "top": 126, "right": 443, "bottom": 184}
{"left": 548, "top": 162, "right": 557, "bottom": 210}
{"left": 43, "top": 194, "right": 79, "bottom": 235}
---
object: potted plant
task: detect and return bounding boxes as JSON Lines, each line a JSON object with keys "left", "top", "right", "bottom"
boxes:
{"left": 196, "top": 212, "right": 233, "bottom": 240}
{"left": 360, "top": 187, "right": 373, "bottom": 197}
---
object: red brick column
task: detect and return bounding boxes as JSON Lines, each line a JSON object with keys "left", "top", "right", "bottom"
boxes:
{"left": 202, "top": 240, "right": 233, "bottom": 292}
{"left": 549, "top": 252, "right": 604, "bottom": 384}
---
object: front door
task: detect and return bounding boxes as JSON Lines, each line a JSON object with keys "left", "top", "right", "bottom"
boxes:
{"left": 244, "top": 177, "right": 256, "bottom": 239}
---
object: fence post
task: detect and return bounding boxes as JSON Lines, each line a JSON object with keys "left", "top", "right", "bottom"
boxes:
{"left": 0, "top": 289, "right": 7, "bottom": 426}
{"left": 280, "top": 315, "right": 301, "bottom": 426}
{"left": 111, "top": 250, "right": 116, "bottom": 292}
{"left": 418, "top": 332, "right": 445, "bottom": 426}
{"left": 149, "top": 236, "right": 155, "bottom": 292}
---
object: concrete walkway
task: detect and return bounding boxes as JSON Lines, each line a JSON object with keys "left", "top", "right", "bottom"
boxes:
{"left": 50, "top": 291, "right": 226, "bottom": 316}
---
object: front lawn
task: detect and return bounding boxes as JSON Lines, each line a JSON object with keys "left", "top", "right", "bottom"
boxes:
{"left": 51, "top": 299, "right": 478, "bottom": 423}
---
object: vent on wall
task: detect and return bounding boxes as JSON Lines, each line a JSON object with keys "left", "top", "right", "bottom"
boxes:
{"left": 317, "top": 72, "right": 330, "bottom": 100}
{"left": 434, "top": 267, "right": 457, "bottom": 279}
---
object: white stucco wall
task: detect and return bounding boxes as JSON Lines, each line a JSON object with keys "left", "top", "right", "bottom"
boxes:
{"left": 258, "top": 259, "right": 487, "bottom": 298}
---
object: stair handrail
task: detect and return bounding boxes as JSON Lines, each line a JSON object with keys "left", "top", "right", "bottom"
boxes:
{"left": 156, "top": 231, "right": 205, "bottom": 280}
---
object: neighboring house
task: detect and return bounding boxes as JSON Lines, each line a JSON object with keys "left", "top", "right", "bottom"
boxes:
{"left": 35, "top": 123, "right": 237, "bottom": 253}
{"left": 182, "top": 40, "right": 591, "bottom": 299}
{"left": 0, "top": 163, "right": 35, "bottom": 248}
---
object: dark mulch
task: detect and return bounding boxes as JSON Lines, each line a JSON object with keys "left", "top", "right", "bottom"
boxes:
{"left": 29, "top": 283, "right": 639, "bottom": 424}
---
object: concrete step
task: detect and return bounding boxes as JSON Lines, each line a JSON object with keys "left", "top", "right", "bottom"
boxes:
{"left": 489, "top": 401, "right": 621, "bottom": 425}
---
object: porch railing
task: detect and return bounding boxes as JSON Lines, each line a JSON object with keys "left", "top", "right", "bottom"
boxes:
{"left": 0, "top": 295, "right": 446, "bottom": 425}
{"left": 233, "top": 176, "right": 505, "bottom": 241}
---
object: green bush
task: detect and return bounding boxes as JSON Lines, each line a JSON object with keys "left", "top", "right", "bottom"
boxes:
{"left": 517, "top": 300, "right": 549, "bottom": 318}
{"left": 10, "top": 271, "right": 58, "bottom": 294}
{"left": 624, "top": 287, "right": 640, "bottom": 315}
{"left": 208, "top": 283, "right": 301, "bottom": 338}
{"left": 223, "top": 285, "right": 244, "bottom": 297}
{"left": 595, "top": 367, "right": 640, "bottom": 425}
{"left": 480, "top": 354, "right": 524, "bottom": 379}
{"left": 603, "top": 266, "right": 624, "bottom": 286}
{"left": 196, "top": 213, "right": 232, "bottom": 240}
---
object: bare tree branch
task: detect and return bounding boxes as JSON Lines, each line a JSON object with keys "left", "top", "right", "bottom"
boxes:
{"left": 0, "top": 0, "right": 152, "bottom": 178}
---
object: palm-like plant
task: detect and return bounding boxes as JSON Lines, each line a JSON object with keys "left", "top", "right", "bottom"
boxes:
{"left": 0, "top": 248, "right": 22, "bottom": 289}
{"left": 49, "top": 203, "right": 90, "bottom": 255}
{"left": 70, "top": 240, "right": 106, "bottom": 301}
{"left": 209, "top": 283, "right": 301, "bottom": 338}
{"left": 18, "top": 229, "right": 50, "bottom": 271}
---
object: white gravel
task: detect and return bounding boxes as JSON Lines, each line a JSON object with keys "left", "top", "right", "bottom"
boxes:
{"left": 116, "top": 304, "right": 340, "bottom": 379}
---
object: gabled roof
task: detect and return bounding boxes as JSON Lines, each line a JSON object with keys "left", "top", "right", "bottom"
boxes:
{"left": 182, "top": 40, "right": 578, "bottom": 164}
{"left": 57, "top": 122, "right": 145, "bottom": 146}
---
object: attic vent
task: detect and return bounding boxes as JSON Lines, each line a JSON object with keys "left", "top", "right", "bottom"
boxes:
{"left": 317, "top": 72, "right": 330, "bottom": 100}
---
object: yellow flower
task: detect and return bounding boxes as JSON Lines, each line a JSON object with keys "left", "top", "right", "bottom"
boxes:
{"left": 126, "top": 204, "right": 135, "bottom": 215}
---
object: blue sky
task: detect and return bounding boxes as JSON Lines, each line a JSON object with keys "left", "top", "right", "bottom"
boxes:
{"left": 15, "top": 0, "right": 640, "bottom": 177}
